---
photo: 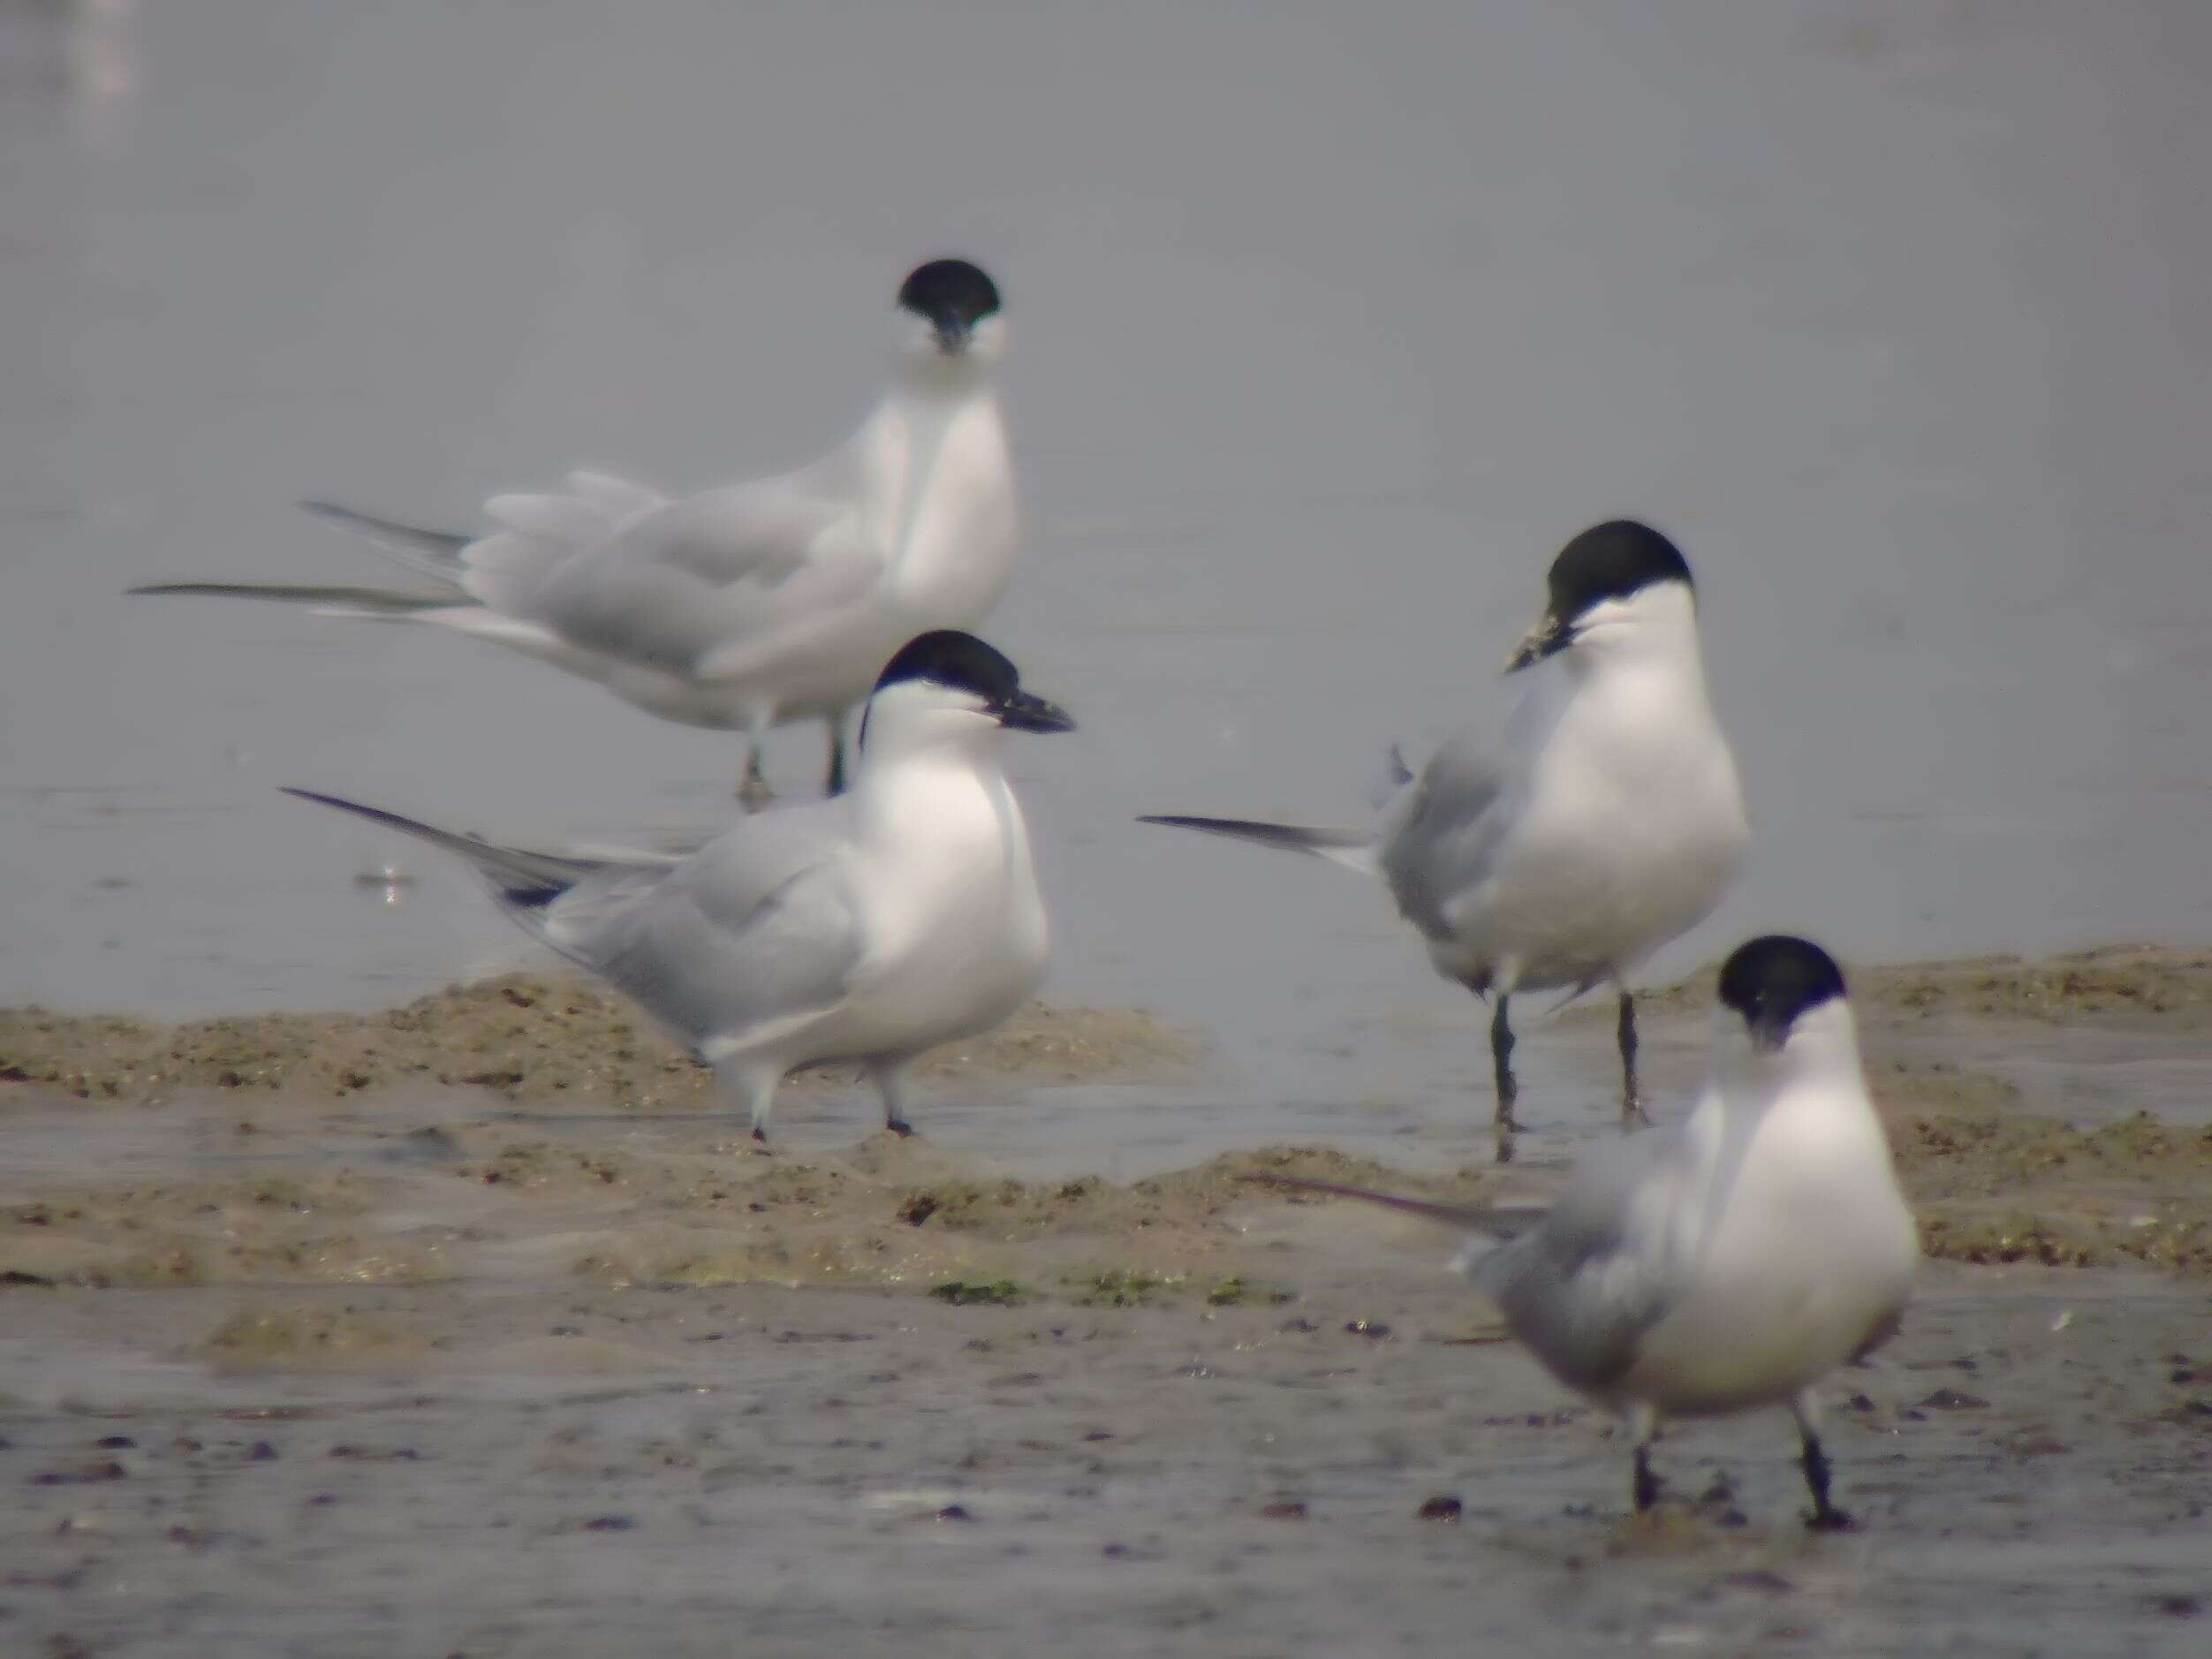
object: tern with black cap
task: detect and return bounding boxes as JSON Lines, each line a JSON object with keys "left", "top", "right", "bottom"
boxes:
{"left": 280, "top": 631, "right": 1072, "bottom": 1144}
{"left": 134, "top": 258, "right": 1019, "bottom": 801}
{"left": 1143, "top": 519, "right": 1748, "bottom": 1132}
{"left": 1261, "top": 935, "right": 1918, "bottom": 1529}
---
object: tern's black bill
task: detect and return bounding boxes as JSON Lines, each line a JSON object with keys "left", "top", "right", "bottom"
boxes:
{"left": 1749, "top": 1010, "right": 1794, "bottom": 1054}
{"left": 1505, "top": 614, "right": 1574, "bottom": 673}
{"left": 995, "top": 689, "right": 1075, "bottom": 733}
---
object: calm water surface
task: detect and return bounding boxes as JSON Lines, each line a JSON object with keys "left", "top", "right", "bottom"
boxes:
{"left": 4, "top": 0, "right": 2209, "bottom": 1123}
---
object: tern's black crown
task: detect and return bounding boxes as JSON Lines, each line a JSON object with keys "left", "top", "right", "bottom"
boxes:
{"left": 875, "top": 629, "right": 1020, "bottom": 704}
{"left": 1546, "top": 520, "right": 1694, "bottom": 625}
{"left": 898, "top": 259, "right": 1002, "bottom": 333}
{"left": 1718, "top": 936, "right": 1848, "bottom": 1038}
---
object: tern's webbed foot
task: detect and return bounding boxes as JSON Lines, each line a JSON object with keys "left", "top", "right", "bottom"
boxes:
{"left": 885, "top": 1118, "right": 916, "bottom": 1139}
{"left": 1805, "top": 1504, "right": 1858, "bottom": 1534}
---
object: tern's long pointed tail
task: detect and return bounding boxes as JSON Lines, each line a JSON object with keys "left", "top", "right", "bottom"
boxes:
{"left": 298, "top": 499, "right": 473, "bottom": 583}
{"left": 1137, "top": 814, "right": 1378, "bottom": 875}
{"left": 278, "top": 787, "right": 604, "bottom": 910}
{"left": 127, "top": 580, "right": 466, "bottom": 619}
{"left": 126, "top": 499, "right": 483, "bottom": 616}
{"left": 1246, "top": 1173, "right": 1535, "bottom": 1238}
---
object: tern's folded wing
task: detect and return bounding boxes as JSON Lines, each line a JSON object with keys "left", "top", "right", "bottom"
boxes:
{"left": 528, "top": 795, "right": 861, "bottom": 1053}
{"left": 1471, "top": 1131, "right": 1686, "bottom": 1392}
{"left": 485, "top": 473, "right": 867, "bottom": 672}
{"left": 1378, "top": 723, "right": 1511, "bottom": 943}
{"left": 564, "top": 855, "right": 862, "bottom": 1058}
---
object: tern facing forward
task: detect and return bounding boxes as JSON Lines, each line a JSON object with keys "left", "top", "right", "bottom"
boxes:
{"left": 1271, "top": 936, "right": 1917, "bottom": 1528}
{"left": 137, "top": 259, "right": 1018, "bottom": 800}
{"left": 1144, "top": 520, "right": 1749, "bottom": 1129}
{"left": 284, "top": 631, "right": 1071, "bottom": 1142}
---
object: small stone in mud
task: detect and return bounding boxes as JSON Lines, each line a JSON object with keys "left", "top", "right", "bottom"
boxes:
{"left": 95, "top": 1436, "right": 135, "bottom": 1450}
{"left": 583, "top": 1515, "right": 637, "bottom": 1533}
{"left": 1842, "top": 1392, "right": 1877, "bottom": 1413}
{"left": 2155, "top": 1594, "right": 2201, "bottom": 1618}
{"left": 1344, "top": 1319, "right": 1390, "bottom": 1340}
{"left": 934, "top": 1504, "right": 974, "bottom": 1523}
{"left": 1279, "top": 1317, "right": 1319, "bottom": 1334}
{"left": 1081, "top": 1430, "right": 1113, "bottom": 1443}
{"left": 1261, "top": 1501, "right": 1308, "bottom": 1520}
{"left": 1418, "top": 1496, "right": 1462, "bottom": 1522}
{"left": 247, "top": 1442, "right": 280, "bottom": 1462}
{"left": 1721, "top": 1570, "right": 1795, "bottom": 1595}
{"left": 1919, "top": 1387, "right": 1989, "bottom": 1411}
{"left": 928, "top": 1279, "right": 1026, "bottom": 1307}
{"left": 31, "top": 1461, "right": 126, "bottom": 1486}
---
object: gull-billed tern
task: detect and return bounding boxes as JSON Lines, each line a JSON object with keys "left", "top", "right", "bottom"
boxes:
{"left": 1144, "top": 520, "right": 1749, "bottom": 1130}
{"left": 283, "top": 631, "right": 1071, "bottom": 1142}
{"left": 136, "top": 259, "right": 1018, "bottom": 800}
{"left": 1268, "top": 935, "right": 1917, "bottom": 1529}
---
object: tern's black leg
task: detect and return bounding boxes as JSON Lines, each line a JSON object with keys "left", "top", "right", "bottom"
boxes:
{"left": 1489, "top": 993, "right": 1523, "bottom": 1132}
{"left": 739, "top": 748, "right": 772, "bottom": 811}
{"left": 874, "top": 1065, "right": 915, "bottom": 1138}
{"left": 824, "top": 719, "right": 849, "bottom": 797}
{"left": 1799, "top": 1428, "right": 1854, "bottom": 1532}
{"left": 1617, "top": 989, "right": 1650, "bottom": 1127}
{"left": 1632, "top": 1442, "right": 1663, "bottom": 1514}
{"left": 1792, "top": 1393, "right": 1856, "bottom": 1531}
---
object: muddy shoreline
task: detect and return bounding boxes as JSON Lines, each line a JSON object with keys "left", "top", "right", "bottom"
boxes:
{"left": 3, "top": 950, "right": 2210, "bottom": 1654}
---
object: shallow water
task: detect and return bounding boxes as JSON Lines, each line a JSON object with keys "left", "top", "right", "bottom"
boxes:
{"left": 6, "top": 0, "right": 2212, "bottom": 1123}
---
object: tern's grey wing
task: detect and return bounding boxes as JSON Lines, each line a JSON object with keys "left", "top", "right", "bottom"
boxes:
{"left": 539, "top": 798, "right": 863, "bottom": 1053}
{"left": 520, "top": 478, "right": 872, "bottom": 672}
{"left": 1377, "top": 723, "right": 1511, "bottom": 943}
{"left": 1468, "top": 1131, "right": 1687, "bottom": 1392}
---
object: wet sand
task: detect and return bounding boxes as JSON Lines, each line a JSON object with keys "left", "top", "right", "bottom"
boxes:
{"left": 3, "top": 951, "right": 2210, "bottom": 1655}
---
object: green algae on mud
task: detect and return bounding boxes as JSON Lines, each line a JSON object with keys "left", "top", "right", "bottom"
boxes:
{"left": 1892, "top": 1102, "right": 2212, "bottom": 1274}
{"left": 206, "top": 1307, "right": 434, "bottom": 1368}
{"left": 0, "top": 973, "right": 1207, "bottom": 1107}
{"left": 1626, "top": 943, "right": 2212, "bottom": 1026}
{"left": 8, "top": 947, "right": 2212, "bottom": 1307}
{"left": 559, "top": 1144, "right": 1495, "bottom": 1300}
{"left": 0, "top": 1136, "right": 1493, "bottom": 1311}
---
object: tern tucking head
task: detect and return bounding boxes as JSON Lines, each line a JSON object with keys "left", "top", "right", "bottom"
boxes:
{"left": 1507, "top": 519, "right": 1696, "bottom": 672}
{"left": 898, "top": 257, "right": 1004, "bottom": 360}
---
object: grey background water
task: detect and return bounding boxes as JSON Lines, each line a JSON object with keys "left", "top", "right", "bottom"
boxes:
{"left": 5, "top": 0, "right": 2209, "bottom": 1117}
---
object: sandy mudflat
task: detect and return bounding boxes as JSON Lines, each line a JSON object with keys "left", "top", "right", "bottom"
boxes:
{"left": 3, "top": 951, "right": 2209, "bottom": 1655}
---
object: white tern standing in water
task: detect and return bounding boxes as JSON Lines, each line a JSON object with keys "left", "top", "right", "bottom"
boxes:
{"left": 283, "top": 631, "right": 1071, "bottom": 1143}
{"left": 1143, "top": 520, "right": 1749, "bottom": 1130}
{"left": 1269, "top": 935, "right": 1917, "bottom": 1528}
{"left": 136, "top": 259, "right": 1019, "bottom": 801}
